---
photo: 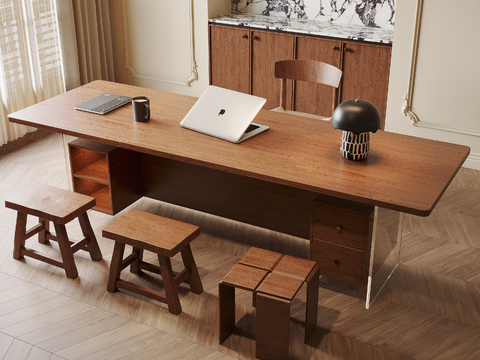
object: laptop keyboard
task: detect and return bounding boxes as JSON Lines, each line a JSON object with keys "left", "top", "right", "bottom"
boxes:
{"left": 245, "top": 124, "right": 259, "bottom": 133}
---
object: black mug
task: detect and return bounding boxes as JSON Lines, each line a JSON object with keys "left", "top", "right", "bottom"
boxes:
{"left": 132, "top": 96, "right": 150, "bottom": 122}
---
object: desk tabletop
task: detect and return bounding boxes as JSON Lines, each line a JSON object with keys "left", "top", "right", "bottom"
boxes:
{"left": 8, "top": 80, "right": 470, "bottom": 216}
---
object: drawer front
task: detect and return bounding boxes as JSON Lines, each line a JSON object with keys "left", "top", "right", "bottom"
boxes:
{"left": 310, "top": 239, "right": 367, "bottom": 287}
{"left": 312, "top": 204, "right": 370, "bottom": 250}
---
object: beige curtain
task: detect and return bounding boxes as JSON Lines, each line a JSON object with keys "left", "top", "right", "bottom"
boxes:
{"left": 0, "top": 0, "right": 65, "bottom": 146}
{"left": 55, "top": 0, "right": 117, "bottom": 91}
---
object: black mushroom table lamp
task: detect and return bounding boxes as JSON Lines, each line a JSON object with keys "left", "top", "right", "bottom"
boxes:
{"left": 331, "top": 99, "right": 382, "bottom": 161}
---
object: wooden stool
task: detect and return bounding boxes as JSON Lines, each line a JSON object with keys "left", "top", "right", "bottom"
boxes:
{"left": 103, "top": 209, "right": 204, "bottom": 315}
{"left": 256, "top": 255, "right": 319, "bottom": 360}
{"left": 219, "top": 247, "right": 319, "bottom": 360}
{"left": 219, "top": 263, "right": 269, "bottom": 344}
{"left": 4, "top": 184, "right": 103, "bottom": 279}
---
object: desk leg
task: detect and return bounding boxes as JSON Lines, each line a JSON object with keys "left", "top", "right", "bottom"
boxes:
{"left": 256, "top": 292, "right": 290, "bottom": 360}
{"left": 366, "top": 207, "right": 404, "bottom": 309}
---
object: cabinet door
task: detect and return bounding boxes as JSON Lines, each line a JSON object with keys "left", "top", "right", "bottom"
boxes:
{"left": 341, "top": 42, "right": 392, "bottom": 129}
{"left": 251, "top": 30, "right": 294, "bottom": 110}
{"left": 295, "top": 36, "right": 342, "bottom": 117}
{"left": 209, "top": 25, "right": 250, "bottom": 94}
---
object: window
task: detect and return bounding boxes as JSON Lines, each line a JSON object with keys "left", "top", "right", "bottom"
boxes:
{"left": 0, "top": 0, "right": 64, "bottom": 145}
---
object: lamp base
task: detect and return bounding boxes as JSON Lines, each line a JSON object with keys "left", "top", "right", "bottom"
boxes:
{"left": 340, "top": 131, "right": 370, "bottom": 161}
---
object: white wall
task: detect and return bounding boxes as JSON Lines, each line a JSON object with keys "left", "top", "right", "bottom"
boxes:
{"left": 207, "top": 0, "right": 231, "bottom": 18}
{"left": 112, "top": 0, "right": 227, "bottom": 98}
{"left": 385, "top": 0, "right": 480, "bottom": 170}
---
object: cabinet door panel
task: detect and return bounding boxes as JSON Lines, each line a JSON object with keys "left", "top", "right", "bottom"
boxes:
{"left": 295, "top": 36, "right": 342, "bottom": 117}
{"left": 210, "top": 25, "right": 250, "bottom": 94}
{"left": 251, "top": 31, "right": 294, "bottom": 110}
{"left": 341, "top": 43, "right": 391, "bottom": 129}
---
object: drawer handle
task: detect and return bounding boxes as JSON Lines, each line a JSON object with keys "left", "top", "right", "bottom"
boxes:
{"left": 336, "top": 225, "right": 343, "bottom": 232}
{"left": 333, "top": 46, "right": 339, "bottom": 51}
{"left": 334, "top": 258, "right": 340, "bottom": 266}
{"left": 242, "top": 34, "right": 248, "bottom": 39}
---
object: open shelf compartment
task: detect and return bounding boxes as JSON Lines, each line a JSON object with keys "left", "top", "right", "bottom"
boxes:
{"left": 68, "top": 138, "right": 143, "bottom": 215}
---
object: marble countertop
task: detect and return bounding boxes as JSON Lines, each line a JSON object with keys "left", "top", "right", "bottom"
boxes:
{"left": 209, "top": 12, "right": 393, "bottom": 45}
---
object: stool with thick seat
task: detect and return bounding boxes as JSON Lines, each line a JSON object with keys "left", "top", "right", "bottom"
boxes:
{"left": 103, "top": 209, "right": 204, "bottom": 315}
{"left": 4, "top": 184, "right": 103, "bottom": 279}
{"left": 219, "top": 247, "right": 319, "bottom": 360}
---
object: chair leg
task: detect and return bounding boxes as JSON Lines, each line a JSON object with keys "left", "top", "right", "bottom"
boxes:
{"left": 256, "top": 292, "right": 291, "bottom": 360}
{"left": 53, "top": 223, "right": 78, "bottom": 279}
{"left": 38, "top": 218, "right": 49, "bottom": 244}
{"left": 181, "top": 244, "right": 203, "bottom": 294}
{"left": 218, "top": 282, "right": 235, "bottom": 344}
{"left": 130, "top": 247, "right": 144, "bottom": 274}
{"left": 107, "top": 241, "right": 125, "bottom": 292}
{"left": 305, "top": 264, "right": 320, "bottom": 343}
{"left": 158, "top": 254, "right": 182, "bottom": 315}
{"left": 13, "top": 212, "right": 27, "bottom": 260}
{"left": 78, "top": 212, "right": 102, "bottom": 261}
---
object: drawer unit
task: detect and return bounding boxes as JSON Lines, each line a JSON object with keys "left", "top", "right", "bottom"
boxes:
{"left": 310, "top": 194, "right": 374, "bottom": 287}
{"left": 310, "top": 239, "right": 365, "bottom": 286}
{"left": 312, "top": 204, "right": 370, "bottom": 250}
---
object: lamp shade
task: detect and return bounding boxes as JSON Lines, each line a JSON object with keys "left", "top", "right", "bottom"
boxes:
{"left": 331, "top": 99, "right": 381, "bottom": 135}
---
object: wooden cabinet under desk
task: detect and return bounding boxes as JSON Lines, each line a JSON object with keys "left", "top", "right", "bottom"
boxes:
{"left": 310, "top": 194, "right": 375, "bottom": 287}
{"left": 68, "top": 138, "right": 143, "bottom": 215}
{"left": 209, "top": 24, "right": 392, "bottom": 128}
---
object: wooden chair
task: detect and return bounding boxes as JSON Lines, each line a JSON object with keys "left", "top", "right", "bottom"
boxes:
{"left": 272, "top": 59, "right": 342, "bottom": 120}
{"left": 4, "top": 184, "right": 103, "bottom": 279}
{"left": 103, "top": 209, "right": 203, "bottom": 315}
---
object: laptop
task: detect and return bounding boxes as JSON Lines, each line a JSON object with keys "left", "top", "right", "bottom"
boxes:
{"left": 180, "top": 86, "right": 268, "bottom": 143}
{"left": 75, "top": 93, "right": 132, "bottom": 115}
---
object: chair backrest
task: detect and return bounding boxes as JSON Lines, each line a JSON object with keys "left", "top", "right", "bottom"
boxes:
{"left": 274, "top": 59, "right": 342, "bottom": 110}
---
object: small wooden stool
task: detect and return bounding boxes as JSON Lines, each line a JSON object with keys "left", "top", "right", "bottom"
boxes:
{"left": 256, "top": 255, "right": 319, "bottom": 360}
{"left": 4, "top": 184, "right": 103, "bottom": 279}
{"left": 103, "top": 209, "right": 204, "bottom": 315}
{"left": 219, "top": 263, "right": 270, "bottom": 344}
{"left": 219, "top": 247, "right": 319, "bottom": 360}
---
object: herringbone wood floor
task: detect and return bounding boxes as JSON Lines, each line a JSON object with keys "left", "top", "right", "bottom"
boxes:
{"left": 1, "top": 129, "right": 480, "bottom": 359}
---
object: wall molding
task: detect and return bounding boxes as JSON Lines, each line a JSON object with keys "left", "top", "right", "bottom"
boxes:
{"left": 469, "top": 152, "right": 480, "bottom": 162}
{"left": 401, "top": 0, "right": 480, "bottom": 138}
{"left": 122, "top": 0, "right": 198, "bottom": 87}
{"left": 401, "top": 0, "right": 423, "bottom": 126}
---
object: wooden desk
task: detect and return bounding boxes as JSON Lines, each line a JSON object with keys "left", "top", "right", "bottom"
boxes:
{"left": 8, "top": 80, "right": 470, "bottom": 307}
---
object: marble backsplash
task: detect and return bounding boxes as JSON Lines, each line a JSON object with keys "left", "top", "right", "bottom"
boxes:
{"left": 231, "top": 0, "right": 395, "bottom": 29}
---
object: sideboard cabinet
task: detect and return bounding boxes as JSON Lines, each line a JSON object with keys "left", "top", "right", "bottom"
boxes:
{"left": 209, "top": 24, "right": 392, "bottom": 128}
{"left": 210, "top": 25, "right": 294, "bottom": 110}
